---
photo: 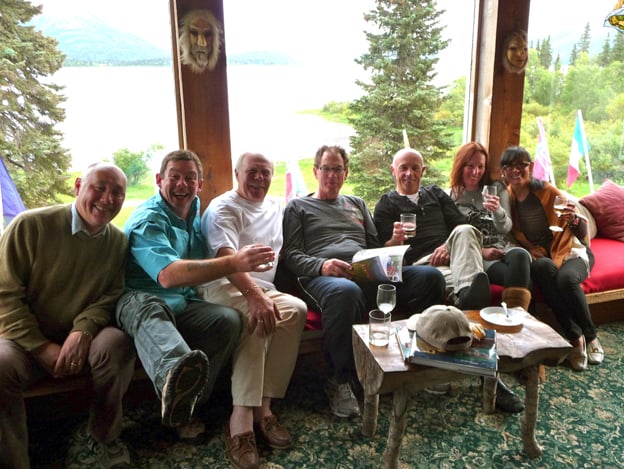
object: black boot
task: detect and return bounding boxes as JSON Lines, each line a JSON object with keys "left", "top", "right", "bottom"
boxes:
{"left": 495, "top": 378, "right": 524, "bottom": 413}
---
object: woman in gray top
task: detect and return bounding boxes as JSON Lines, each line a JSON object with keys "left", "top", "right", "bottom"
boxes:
{"left": 449, "top": 142, "right": 532, "bottom": 312}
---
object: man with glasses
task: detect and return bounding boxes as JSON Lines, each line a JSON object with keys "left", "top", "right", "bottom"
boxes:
{"left": 282, "top": 145, "right": 445, "bottom": 418}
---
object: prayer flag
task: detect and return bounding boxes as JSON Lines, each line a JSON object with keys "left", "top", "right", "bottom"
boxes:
{"left": 567, "top": 110, "right": 591, "bottom": 189}
{"left": 285, "top": 159, "right": 308, "bottom": 203}
{"left": 1, "top": 157, "right": 26, "bottom": 231}
{"left": 534, "top": 117, "right": 554, "bottom": 184}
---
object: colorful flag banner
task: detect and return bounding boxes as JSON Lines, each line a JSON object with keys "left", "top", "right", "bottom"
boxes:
{"left": 534, "top": 117, "right": 555, "bottom": 185}
{"left": 567, "top": 110, "right": 593, "bottom": 191}
{"left": 285, "top": 158, "right": 308, "bottom": 203}
{"left": 1, "top": 157, "right": 26, "bottom": 232}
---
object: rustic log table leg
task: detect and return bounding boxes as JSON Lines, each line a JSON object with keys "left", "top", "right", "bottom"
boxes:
{"left": 362, "top": 393, "right": 379, "bottom": 437}
{"left": 521, "top": 364, "right": 543, "bottom": 457}
{"left": 482, "top": 375, "right": 497, "bottom": 413}
{"left": 382, "top": 388, "right": 410, "bottom": 469}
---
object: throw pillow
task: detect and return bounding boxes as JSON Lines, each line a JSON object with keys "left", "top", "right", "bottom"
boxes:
{"left": 579, "top": 180, "right": 624, "bottom": 242}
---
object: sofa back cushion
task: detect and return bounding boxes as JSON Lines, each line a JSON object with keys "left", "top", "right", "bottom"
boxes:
{"left": 579, "top": 180, "right": 624, "bottom": 242}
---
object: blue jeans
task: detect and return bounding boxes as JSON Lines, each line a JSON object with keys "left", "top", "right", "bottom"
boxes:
{"left": 115, "top": 291, "right": 241, "bottom": 404}
{"left": 299, "top": 265, "right": 445, "bottom": 382}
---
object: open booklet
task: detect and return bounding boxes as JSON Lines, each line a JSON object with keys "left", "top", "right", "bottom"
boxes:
{"left": 351, "top": 245, "right": 410, "bottom": 283}
{"left": 395, "top": 325, "right": 498, "bottom": 377}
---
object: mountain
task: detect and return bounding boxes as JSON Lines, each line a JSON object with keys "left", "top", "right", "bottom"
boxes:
{"left": 29, "top": 12, "right": 171, "bottom": 66}
{"left": 29, "top": 10, "right": 295, "bottom": 67}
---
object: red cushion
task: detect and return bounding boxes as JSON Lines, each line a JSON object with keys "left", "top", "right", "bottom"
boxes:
{"left": 305, "top": 309, "right": 323, "bottom": 331}
{"left": 580, "top": 180, "right": 624, "bottom": 242}
{"left": 582, "top": 237, "right": 624, "bottom": 294}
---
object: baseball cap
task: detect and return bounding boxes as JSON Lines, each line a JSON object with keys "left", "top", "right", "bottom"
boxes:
{"left": 414, "top": 305, "right": 473, "bottom": 352}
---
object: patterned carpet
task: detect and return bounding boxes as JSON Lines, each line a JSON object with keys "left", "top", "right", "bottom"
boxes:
{"left": 28, "top": 321, "right": 624, "bottom": 468}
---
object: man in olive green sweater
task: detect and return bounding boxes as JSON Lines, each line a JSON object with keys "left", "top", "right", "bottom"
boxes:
{"left": 0, "top": 162, "right": 135, "bottom": 469}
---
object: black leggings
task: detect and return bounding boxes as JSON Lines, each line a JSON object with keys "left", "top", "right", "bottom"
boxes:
{"left": 531, "top": 256, "right": 596, "bottom": 342}
{"left": 486, "top": 247, "right": 532, "bottom": 288}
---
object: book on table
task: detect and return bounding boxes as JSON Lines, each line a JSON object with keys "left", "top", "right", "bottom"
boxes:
{"left": 350, "top": 245, "right": 410, "bottom": 283}
{"left": 395, "top": 325, "right": 498, "bottom": 377}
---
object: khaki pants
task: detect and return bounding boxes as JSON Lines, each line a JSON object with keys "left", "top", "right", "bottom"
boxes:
{"left": 199, "top": 284, "right": 307, "bottom": 407}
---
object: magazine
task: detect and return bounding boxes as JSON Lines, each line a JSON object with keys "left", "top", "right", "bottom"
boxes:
{"left": 351, "top": 245, "right": 410, "bottom": 283}
{"left": 395, "top": 325, "right": 498, "bottom": 377}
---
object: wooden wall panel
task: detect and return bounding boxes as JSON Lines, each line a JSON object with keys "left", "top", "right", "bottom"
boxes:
{"left": 468, "top": 0, "right": 530, "bottom": 182}
{"left": 170, "top": 0, "right": 231, "bottom": 212}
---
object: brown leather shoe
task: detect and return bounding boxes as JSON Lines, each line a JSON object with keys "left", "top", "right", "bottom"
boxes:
{"left": 224, "top": 424, "right": 259, "bottom": 469}
{"left": 255, "top": 415, "right": 292, "bottom": 449}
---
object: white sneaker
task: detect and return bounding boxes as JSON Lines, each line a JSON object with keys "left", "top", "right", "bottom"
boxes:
{"left": 325, "top": 378, "right": 361, "bottom": 418}
{"left": 587, "top": 338, "right": 604, "bottom": 365}
{"left": 94, "top": 438, "right": 131, "bottom": 469}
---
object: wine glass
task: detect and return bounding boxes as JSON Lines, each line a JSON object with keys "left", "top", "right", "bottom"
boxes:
{"left": 481, "top": 185, "right": 497, "bottom": 220}
{"left": 550, "top": 196, "right": 568, "bottom": 232}
{"left": 376, "top": 284, "right": 397, "bottom": 315}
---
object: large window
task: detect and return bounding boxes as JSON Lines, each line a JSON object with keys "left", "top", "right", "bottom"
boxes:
{"left": 520, "top": 0, "right": 624, "bottom": 196}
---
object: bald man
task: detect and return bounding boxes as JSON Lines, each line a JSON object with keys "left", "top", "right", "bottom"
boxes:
{"left": 0, "top": 163, "right": 135, "bottom": 468}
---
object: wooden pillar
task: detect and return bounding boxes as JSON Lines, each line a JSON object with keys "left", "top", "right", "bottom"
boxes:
{"left": 467, "top": 0, "right": 530, "bottom": 182}
{"left": 170, "top": 0, "right": 231, "bottom": 211}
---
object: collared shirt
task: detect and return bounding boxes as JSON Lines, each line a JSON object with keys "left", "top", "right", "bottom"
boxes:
{"left": 71, "top": 203, "right": 107, "bottom": 237}
{"left": 123, "top": 192, "right": 205, "bottom": 313}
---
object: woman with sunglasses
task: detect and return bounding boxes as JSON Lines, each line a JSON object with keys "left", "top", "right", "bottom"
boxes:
{"left": 501, "top": 146, "right": 603, "bottom": 371}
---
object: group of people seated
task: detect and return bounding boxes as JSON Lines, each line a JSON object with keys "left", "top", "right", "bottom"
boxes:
{"left": 0, "top": 143, "right": 604, "bottom": 469}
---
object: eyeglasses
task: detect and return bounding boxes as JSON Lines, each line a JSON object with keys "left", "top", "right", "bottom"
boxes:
{"left": 503, "top": 162, "right": 531, "bottom": 171}
{"left": 317, "top": 166, "right": 345, "bottom": 174}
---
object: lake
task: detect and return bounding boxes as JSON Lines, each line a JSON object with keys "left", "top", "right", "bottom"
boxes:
{"left": 52, "top": 64, "right": 363, "bottom": 171}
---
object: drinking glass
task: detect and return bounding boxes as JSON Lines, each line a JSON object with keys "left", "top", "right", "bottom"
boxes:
{"left": 377, "top": 284, "right": 396, "bottom": 314}
{"left": 400, "top": 213, "right": 417, "bottom": 238}
{"left": 253, "top": 237, "right": 275, "bottom": 268}
{"left": 369, "top": 309, "right": 391, "bottom": 347}
{"left": 550, "top": 196, "right": 568, "bottom": 232}
{"left": 481, "top": 185, "right": 497, "bottom": 220}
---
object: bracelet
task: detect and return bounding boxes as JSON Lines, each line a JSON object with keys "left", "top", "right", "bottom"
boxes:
{"left": 241, "top": 285, "right": 261, "bottom": 296}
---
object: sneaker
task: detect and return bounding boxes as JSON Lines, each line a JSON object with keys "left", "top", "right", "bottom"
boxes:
{"left": 176, "top": 417, "right": 207, "bottom": 444}
{"left": 587, "top": 338, "right": 604, "bottom": 365}
{"left": 424, "top": 383, "right": 451, "bottom": 395}
{"left": 93, "top": 438, "right": 131, "bottom": 469}
{"left": 457, "top": 272, "right": 490, "bottom": 310}
{"left": 161, "top": 350, "right": 209, "bottom": 427}
{"left": 325, "top": 378, "right": 360, "bottom": 418}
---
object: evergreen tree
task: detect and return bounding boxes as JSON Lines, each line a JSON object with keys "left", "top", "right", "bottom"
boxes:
{"left": 538, "top": 36, "right": 553, "bottom": 68}
{"left": 578, "top": 22, "right": 591, "bottom": 54}
{"left": 348, "top": 0, "right": 452, "bottom": 205}
{"left": 0, "top": 0, "right": 71, "bottom": 208}
{"left": 598, "top": 34, "right": 612, "bottom": 67}
{"left": 570, "top": 44, "right": 578, "bottom": 65}
{"left": 612, "top": 31, "right": 624, "bottom": 63}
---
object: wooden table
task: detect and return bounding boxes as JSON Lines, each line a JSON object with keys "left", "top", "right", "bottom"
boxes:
{"left": 352, "top": 309, "right": 572, "bottom": 469}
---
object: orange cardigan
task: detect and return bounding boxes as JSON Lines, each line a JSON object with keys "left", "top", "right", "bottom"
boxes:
{"left": 507, "top": 181, "right": 586, "bottom": 268}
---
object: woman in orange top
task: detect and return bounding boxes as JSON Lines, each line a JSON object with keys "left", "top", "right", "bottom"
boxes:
{"left": 501, "top": 146, "right": 603, "bottom": 371}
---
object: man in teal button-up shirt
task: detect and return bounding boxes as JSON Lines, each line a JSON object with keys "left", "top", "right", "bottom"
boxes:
{"left": 116, "top": 150, "right": 274, "bottom": 443}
